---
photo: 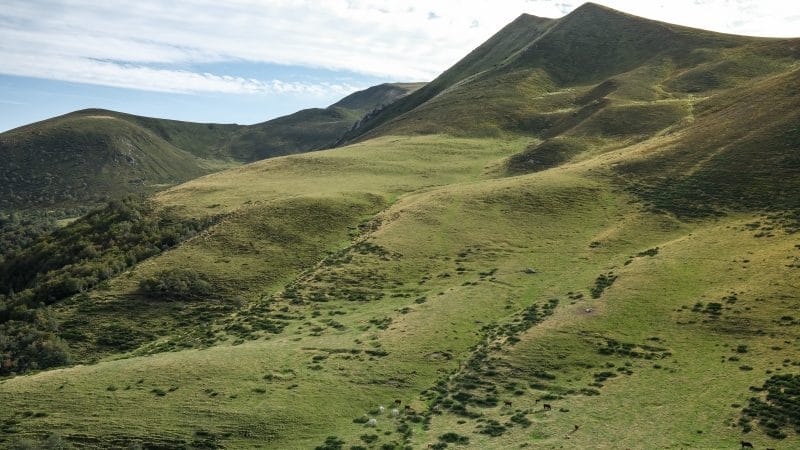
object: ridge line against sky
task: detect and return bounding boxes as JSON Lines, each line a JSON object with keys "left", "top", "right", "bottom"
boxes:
{"left": 1, "top": 0, "right": 799, "bottom": 131}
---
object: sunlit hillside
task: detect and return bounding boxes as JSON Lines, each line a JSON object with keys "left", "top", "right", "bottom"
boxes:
{"left": 1, "top": 3, "right": 798, "bottom": 449}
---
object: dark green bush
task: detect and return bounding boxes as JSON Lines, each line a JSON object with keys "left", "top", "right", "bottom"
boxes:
{"left": 439, "top": 432, "right": 469, "bottom": 444}
{"left": 315, "top": 436, "right": 344, "bottom": 450}
{"left": 139, "top": 269, "right": 212, "bottom": 300}
{"left": 359, "top": 434, "right": 378, "bottom": 443}
{"left": 739, "top": 374, "right": 800, "bottom": 438}
{"left": 590, "top": 272, "right": 617, "bottom": 298}
{"left": 478, "top": 419, "right": 506, "bottom": 437}
{"left": 0, "top": 315, "right": 72, "bottom": 376}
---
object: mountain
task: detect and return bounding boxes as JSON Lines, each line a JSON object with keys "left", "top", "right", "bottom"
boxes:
{"left": 223, "top": 83, "right": 423, "bottom": 162}
{"left": 341, "top": 3, "right": 793, "bottom": 142}
{"left": 1, "top": 3, "right": 799, "bottom": 449}
{"left": 0, "top": 111, "right": 217, "bottom": 210}
{"left": 0, "top": 82, "right": 422, "bottom": 211}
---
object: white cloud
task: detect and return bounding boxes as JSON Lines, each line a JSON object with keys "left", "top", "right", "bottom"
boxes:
{"left": 0, "top": 0, "right": 797, "bottom": 95}
{"left": 0, "top": 50, "right": 362, "bottom": 95}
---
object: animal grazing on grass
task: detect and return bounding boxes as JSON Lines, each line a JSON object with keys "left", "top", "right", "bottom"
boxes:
{"left": 366, "top": 418, "right": 377, "bottom": 427}
{"left": 503, "top": 400, "right": 513, "bottom": 406}
{"left": 394, "top": 399, "right": 402, "bottom": 406}
{"left": 573, "top": 424, "right": 580, "bottom": 432}
{"left": 391, "top": 408, "right": 400, "bottom": 417}
{"left": 740, "top": 441, "right": 753, "bottom": 449}
{"left": 378, "top": 405, "right": 385, "bottom": 413}
{"left": 543, "top": 403, "right": 552, "bottom": 411}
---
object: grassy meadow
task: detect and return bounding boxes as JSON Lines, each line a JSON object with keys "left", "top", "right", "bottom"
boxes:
{"left": 1, "top": 3, "right": 799, "bottom": 449}
{"left": 2, "top": 129, "right": 798, "bottom": 448}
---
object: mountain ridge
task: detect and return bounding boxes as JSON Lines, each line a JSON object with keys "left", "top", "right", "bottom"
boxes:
{"left": 339, "top": 2, "right": 793, "bottom": 144}
{"left": 0, "top": 82, "right": 423, "bottom": 210}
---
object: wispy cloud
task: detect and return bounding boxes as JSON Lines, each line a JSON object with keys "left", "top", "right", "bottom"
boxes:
{"left": 1, "top": 50, "right": 361, "bottom": 95}
{"left": 0, "top": 1, "right": 797, "bottom": 95}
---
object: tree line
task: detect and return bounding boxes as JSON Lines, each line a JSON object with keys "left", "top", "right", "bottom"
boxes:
{"left": 0, "top": 195, "right": 219, "bottom": 376}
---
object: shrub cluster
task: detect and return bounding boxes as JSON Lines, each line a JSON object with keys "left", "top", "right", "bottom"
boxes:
{"left": 0, "top": 195, "right": 218, "bottom": 375}
{"left": 139, "top": 269, "right": 212, "bottom": 300}
{"left": 590, "top": 272, "right": 617, "bottom": 298}
{"left": 739, "top": 374, "right": 800, "bottom": 439}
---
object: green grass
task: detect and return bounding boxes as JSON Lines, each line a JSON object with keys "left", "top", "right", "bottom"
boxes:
{"left": 1, "top": 3, "right": 800, "bottom": 449}
{"left": 0, "top": 83, "right": 421, "bottom": 211}
{"left": 3, "top": 130, "right": 798, "bottom": 448}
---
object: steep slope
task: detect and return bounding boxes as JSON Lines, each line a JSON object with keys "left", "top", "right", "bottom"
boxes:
{"left": 0, "top": 83, "right": 422, "bottom": 211}
{"left": 617, "top": 66, "right": 800, "bottom": 217}
{"left": 336, "top": 13, "right": 556, "bottom": 142}
{"left": 341, "top": 2, "right": 795, "bottom": 143}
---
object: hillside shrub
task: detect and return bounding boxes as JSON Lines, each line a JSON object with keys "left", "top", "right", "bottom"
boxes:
{"left": 139, "top": 269, "right": 212, "bottom": 300}
{"left": 478, "top": 419, "right": 506, "bottom": 437}
{"left": 0, "top": 310, "right": 72, "bottom": 376}
{"left": 315, "top": 436, "right": 344, "bottom": 450}
{"left": 739, "top": 374, "right": 800, "bottom": 438}
{"left": 591, "top": 272, "right": 617, "bottom": 298}
{"left": 439, "top": 432, "right": 469, "bottom": 444}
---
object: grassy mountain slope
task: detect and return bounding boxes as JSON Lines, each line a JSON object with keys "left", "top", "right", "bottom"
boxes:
{"left": 341, "top": 3, "right": 796, "bottom": 144}
{"left": 619, "top": 66, "right": 800, "bottom": 217}
{"left": 0, "top": 113, "right": 214, "bottom": 210}
{"left": 0, "top": 83, "right": 422, "bottom": 211}
{"left": 336, "top": 14, "right": 556, "bottom": 142}
{"left": 3, "top": 133, "right": 798, "bottom": 449}
{"left": 1, "top": 3, "right": 799, "bottom": 449}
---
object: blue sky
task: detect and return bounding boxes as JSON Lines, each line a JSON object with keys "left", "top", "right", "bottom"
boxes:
{"left": 1, "top": 0, "right": 798, "bottom": 132}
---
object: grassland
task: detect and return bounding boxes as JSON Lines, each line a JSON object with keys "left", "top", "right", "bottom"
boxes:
{"left": 1, "top": 125, "right": 798, "bottom": 448}
{"left": 1, "top": 3, "right": 799, "bottom": 449}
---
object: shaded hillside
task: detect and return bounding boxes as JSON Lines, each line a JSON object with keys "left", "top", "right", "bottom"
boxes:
{"left": 0, "top": 113, "right": 212, "bottom": 210}
{"left": 618, "top": 67, "right": 800, "bottom": 218}
{"left": 0, "top": 83, "right": 422, "bottom": 210}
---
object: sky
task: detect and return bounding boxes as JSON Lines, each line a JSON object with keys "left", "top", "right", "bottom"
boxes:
{"left": 1, "top": 0, "right": 798, "bottom": 132}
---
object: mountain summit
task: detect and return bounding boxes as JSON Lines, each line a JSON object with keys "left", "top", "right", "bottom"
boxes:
{"left": 339, "top": 2, "right": 780, "bottom": 143}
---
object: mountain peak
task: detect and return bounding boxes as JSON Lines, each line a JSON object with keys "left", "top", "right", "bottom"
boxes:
{"left": 562, "top": 2, "right": 645, "bottom": 24}
{"left": 567, "top": 2, "right": 630, "bottom": 16}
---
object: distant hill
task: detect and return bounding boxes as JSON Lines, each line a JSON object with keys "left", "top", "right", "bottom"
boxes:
{"left": 0, "top": 112, "right": 215, "bottom": 210}
{"left": 0, "top": 82, "right": 422, "bottom": 210}
{"left": 223, "top": 83, "right": 423, "bottom": 162}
